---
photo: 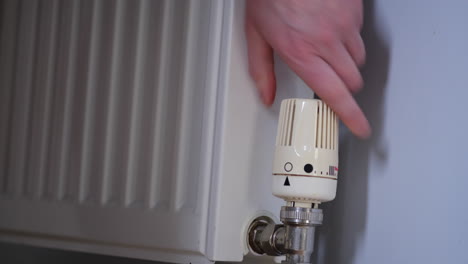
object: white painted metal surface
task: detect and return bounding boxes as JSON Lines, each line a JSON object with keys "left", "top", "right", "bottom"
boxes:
{"left": 0, "top": 0, "right": 246, "bottom": 263}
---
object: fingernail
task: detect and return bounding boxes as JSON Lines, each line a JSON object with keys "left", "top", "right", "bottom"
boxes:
{"left": 258, "top": 86, "right": 271, "bottom": 106}
{"left": 359, "top": 123, "right": 372, "bottom": 139}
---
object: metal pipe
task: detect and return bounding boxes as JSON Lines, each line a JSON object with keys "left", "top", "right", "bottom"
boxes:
{"left": 247, "top": 206, "right": 323, "bottom": 264}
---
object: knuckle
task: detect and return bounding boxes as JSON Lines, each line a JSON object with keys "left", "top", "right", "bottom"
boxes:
{"left": 338, "top": 14, "right": 356, "bottom": 30}
{"left": 324, "top": 87, "right": 345, "bottom": 107}
{"left": 282, "top": 36, "right": 318, "bottom": 65}
{"left": 334, "top": 6, "right": 361, "bottom": 30}
{"left": 317, "top": 28, "right": 337, "bottom": 47}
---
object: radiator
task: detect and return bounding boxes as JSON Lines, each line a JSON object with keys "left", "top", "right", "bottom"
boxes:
{"left": 0, "top": 0, "right": 290, "bottom": 263}
{"left": 0, "top": 0, "right": 228, "bottom": 262}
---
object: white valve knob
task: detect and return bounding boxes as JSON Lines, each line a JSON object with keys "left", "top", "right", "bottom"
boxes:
{"left": 272, "top": 98, "right": 339, "bottom": 203}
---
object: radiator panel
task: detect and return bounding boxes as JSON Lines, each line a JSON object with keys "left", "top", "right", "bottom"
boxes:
{"left": 0, "top": 0, "right": 223, "bottom": 260}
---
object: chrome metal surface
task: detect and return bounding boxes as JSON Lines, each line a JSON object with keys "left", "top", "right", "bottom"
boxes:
{"left": 247, "top": 216, "right": 285, "bottom": 256}
{"left": 283, "top": 224, "right": 316, "bottom": 264}
{"left": 247, "top": 206, "right": 323, "bottom": 264}
{"left": 281, "top": 206, "right": 323, "bottom": 264}
{"left": 280, "top": 206, "right": 323, "bottom": 225}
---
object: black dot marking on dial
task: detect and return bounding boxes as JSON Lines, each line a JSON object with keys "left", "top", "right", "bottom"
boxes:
{"left": 304, "top": 164, "right": 313, "bottom": 173}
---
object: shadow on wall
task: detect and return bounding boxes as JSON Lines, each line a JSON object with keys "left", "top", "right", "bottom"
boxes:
{"left": 314, "top": 0, "right": 391, "bottom": 264}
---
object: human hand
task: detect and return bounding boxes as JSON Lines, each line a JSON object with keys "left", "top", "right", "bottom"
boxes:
{"left": 245, "top": 0, "right": 371, "bottom": 138}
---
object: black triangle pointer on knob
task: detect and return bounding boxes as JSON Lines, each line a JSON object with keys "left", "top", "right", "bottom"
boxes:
{"left": 284, "top": 177, "right": 290, "bottom": 186}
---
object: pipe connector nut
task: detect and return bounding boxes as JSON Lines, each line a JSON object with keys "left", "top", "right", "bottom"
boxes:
{"left": 280, "top": 206, "right": 323, "bottom": 225}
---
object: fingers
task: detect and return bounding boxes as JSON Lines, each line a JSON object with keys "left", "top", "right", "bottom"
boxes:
{"left": 285, "top": 55, "right": 371, "bottom": 138}
{"left": 345, "top": 32, "right": 366, "bottom": 67}
{"left": 321, "top": 42, "right": 363, "bottom": 93}
{"left": 245, "top": 19, "right": 276, "bottom": 106}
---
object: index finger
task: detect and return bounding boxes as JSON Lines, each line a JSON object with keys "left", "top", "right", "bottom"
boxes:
{"left": 284, "top": 55, "right": 371, "bottom": 138}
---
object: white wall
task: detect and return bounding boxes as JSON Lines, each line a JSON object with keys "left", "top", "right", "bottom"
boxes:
{"left": 314, "top": 1, "right": 468, "bottom": 263}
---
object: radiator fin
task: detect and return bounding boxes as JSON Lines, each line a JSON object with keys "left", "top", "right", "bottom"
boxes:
{"left": 0, "top": 0, "right": 211, "bottom": 212}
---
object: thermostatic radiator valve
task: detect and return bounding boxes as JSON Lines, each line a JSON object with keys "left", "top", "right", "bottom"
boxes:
{"left": 248, "top": 98, "right": 339, "bottom": 264}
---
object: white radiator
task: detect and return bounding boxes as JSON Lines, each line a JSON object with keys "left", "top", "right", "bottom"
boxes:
{"left": 0, "top": 0, "right": 307, "bottom": 263}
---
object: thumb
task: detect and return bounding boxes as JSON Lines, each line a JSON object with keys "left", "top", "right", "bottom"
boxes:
{"left": 245, "top": 19, "right": 276, "bottom": 106}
